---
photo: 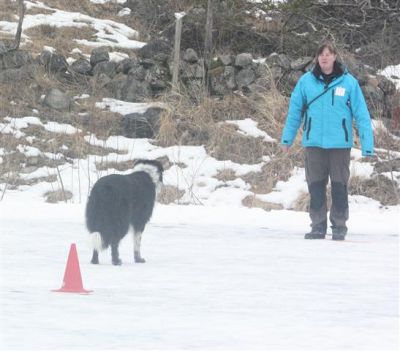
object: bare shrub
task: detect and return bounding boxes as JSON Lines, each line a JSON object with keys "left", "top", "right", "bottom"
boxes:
{"left": 215, "top": 168, "right": 236, "bottom": 182}
{"left": 158, "top": 185, "right": 185, "bottom": 204}
{"left": 292, "top": 190, "right": 332, "bottom": 212}
{"left": 207, "top": 123, "right": 267, "bottom": 164}
{"left": 374, "top": 126, "right": 400, "bottom": 153}
{"left": 242, "top": 146, "right": 304, "bottom": 194}
{"left": 95, "top": 160, "right": 134, "bottom": 172}
{"left": 242, "top": 195, "right": 283, "bottom": 211}
{"left": 157, "top": 108, "right": 178, "bottom": 147}
{"left": 24, "top": 25, "right": 97, "bottom": 56}
{"left": 44, "top": 189, "right": 73, "bottom": 203}
{"left": 349, "top": 175, "right": 399, "bottom": 206}
{"left": 253, "top": 89, "right": 289, "bottom": 141}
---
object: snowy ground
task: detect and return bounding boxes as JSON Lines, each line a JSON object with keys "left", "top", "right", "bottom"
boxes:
{"left": 0, "top": 199, "right": 398, "bottom": 351}
{"left": 0, "top": 1, "right": 399, "bottom": 349}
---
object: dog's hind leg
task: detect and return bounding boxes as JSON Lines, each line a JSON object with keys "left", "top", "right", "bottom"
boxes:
{"left": 133, "top": 231, "right": 145, "bottom": 263}
{"left": 91, "top": 250, "right": 99, "bottom": 264}
{"left": 111, "top": 240, "right": 122, "bottom": 265}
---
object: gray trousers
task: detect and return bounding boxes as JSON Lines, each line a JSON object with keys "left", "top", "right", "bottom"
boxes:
{"left": 304, "top": 147, "right": 351, "bottom": 232}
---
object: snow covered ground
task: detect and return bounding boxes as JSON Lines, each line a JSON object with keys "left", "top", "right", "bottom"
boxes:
{"left": 0, "top": 99, "right": 399, "bottom": 351}
{"left": 0, "top": 198, "right": 398, "bottom": 350}
{"left": 0, "top": 1, "right": 399, "bottom": 349}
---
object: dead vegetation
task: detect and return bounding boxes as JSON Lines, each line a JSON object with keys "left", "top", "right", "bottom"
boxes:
{"left": 1, "top": 1, "right": 399, "bottom": 206}
{"left": 242, "top": 195, "right": 283, "bottom": 211}
{"left": 24, "top": 25, "right": 97, "bottom": 56}
{"left": 349, "top": 175, "right": 399, "bottom": 206}
{"left": 44, "top": 189, "right": 73, "bottom": 203}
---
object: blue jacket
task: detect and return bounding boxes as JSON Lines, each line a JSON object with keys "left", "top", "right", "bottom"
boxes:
{"left": 281, "top": 67, "right": 374, "bottom": 156}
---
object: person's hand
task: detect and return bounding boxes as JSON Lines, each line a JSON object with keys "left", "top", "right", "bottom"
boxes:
{"left": 362, "top": 154, "right": 378, "bottom": 162}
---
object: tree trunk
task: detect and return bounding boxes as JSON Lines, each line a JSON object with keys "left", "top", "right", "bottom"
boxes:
{"left": 203, "top": 0, "right": 213, "bottom": 95}
{"left": 172, "top": 15, "right": 183, "bottom": 93}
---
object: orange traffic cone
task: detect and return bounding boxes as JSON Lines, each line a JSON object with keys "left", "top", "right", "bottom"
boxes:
{"left": 52, "top": 243, "right": 92, "bottom": 294}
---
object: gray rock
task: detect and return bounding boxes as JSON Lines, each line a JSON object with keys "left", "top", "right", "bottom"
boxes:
{"left": 219, "top": 54, "right": 233, "bottom": 66}
{"left": 116, "top": 58, "right": 139, "bottom": 74}
{"left": 139, "top": 38, "right": 172, "bottom": 61}
{"left": 1, "top": 50, "right": 33, "bottom": 70}
{"left": 224, "top": 66, "right": 237, "bottom": 90}
{"left": 181, "top": 61, "right": 204, "bottom": 80}
{"left": 0, "top": 41, "right": 7, "bottom": 55}
{"left": 374, "top": 159, "right": 400, "bottom": 173}
{"left": 266, "top": 53, "right": 291, "bottom": 71}
{"left": 236, "top": 67, "right": 256, "bottom": 88}
{"left": 127, "top": 64, "right": 146, "bottom": 81}
{"left": 147, "top": 64, "right": 169, "bottom": 93}
{"left": 247, "top": 77, "right": 272, "bottom": 95}
{"left": 287, "top": 70, "right": 303, "bottom": 88}
{"left": 211, "top": 66, "right": 236, "bottom": 95}
{"left": 92, "top": 61, "right": 118, "bottom": 79}
{"left": 122, "top": 107, "right": 164, "bottom": 138}
{"left": 43, "top": 88, "right": 71, "bottom": 111}
{"left": 290, "top": 57, "right": 313, "bottom": 71}
{"left": 121, "top": 77, "right": 151, "bottom": 102}
{"left": 0, "top": 64, "right": 37, "bottom": 83}
{"left": 40, "top": 52, "right": 68, "bottom": 73}
{"left": 70, "top": 58, "right": 92, "bottom": 75}
{"left": 377, "top": 75, "right": 397, "bottom": 95}
{"left": 183, "top": 48, "right": 199, "bottom": 63}
{"left": 235, "top": 53, "right": 253, "bottom": 68}
{"left": 90, "top": 47, "right": 110, "bottom": 67}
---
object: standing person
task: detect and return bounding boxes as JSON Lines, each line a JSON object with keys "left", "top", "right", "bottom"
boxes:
{"left": 280, "top": 40, "right": 374, "bottom": 240}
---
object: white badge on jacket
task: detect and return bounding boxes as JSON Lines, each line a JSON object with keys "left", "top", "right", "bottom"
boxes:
{"left": 335, "top": 87, "right": 346, "bottom": 97}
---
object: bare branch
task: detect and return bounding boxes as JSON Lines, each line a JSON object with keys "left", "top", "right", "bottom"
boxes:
{"left": 4, "top": 0, "right": 25, "bottom": 52}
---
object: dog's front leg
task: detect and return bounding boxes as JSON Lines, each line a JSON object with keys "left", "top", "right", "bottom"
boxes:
{"left": 133, "top": 231, "right": 145, "bottom": 263}
{"left": 91, "top": 250, "right": 99, "bottom": 264}
{"left": 111, "top": 242, "right": 122, "bottom": 265}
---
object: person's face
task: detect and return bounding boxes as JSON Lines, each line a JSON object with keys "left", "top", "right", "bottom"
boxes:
{"left": 318, "top": 47, "right": 336, "bottom": 74}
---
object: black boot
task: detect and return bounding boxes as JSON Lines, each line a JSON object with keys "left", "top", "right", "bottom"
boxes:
{"left": 332, "top": 227, "right": 347, "bottom": 241}
{"left": 304, "top": 228, "right": 326, "bottom": 239}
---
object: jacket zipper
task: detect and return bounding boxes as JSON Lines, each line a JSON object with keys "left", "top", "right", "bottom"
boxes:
{"left": 332, "top": 89, "right": 335, "bottom": 105}
{"left": 303, "top": 113, "right": 308, "bottom": 131}
{"left": 342, "top": 119, "right": 349, "bottom": 142}
{"left": 306, "top": 117, "right": 312, "bottom": 140}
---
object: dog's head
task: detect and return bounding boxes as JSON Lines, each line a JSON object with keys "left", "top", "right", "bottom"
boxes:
{"left": 132, "top": 159, "right": 164, "bottom": 191}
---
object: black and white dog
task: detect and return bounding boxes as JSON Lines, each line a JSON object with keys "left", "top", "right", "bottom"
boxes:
{"left": 85, "top": 159, "right": 163, "bottom": 265}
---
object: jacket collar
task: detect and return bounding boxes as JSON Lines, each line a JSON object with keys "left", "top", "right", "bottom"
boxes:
{"left": 312, "top": 61, "right": 345, "bottom": 83}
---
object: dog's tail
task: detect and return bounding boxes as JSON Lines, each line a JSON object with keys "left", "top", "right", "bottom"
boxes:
{"left": 90, "top": 232, "right": 104, "bottom": 251}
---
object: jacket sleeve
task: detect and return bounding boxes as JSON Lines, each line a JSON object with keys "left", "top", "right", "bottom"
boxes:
{"left": 351, "top": 80, "right": 374, "bottom": 156}
{"left": 281, "top": 76, "right": 306, "bottom": 146}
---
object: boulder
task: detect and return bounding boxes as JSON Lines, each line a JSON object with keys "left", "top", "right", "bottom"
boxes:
{"left": 122, "top": 107, "right": 164, "bottom": 138}
{"left": 90, "top": 47, "right": 110, "bottom": 67}
{"left": 43, "top": 88, "right": 71, "bottom": 111}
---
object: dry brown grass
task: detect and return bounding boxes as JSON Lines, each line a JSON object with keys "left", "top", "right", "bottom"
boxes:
{"left": 241, "top": 146, "right": 304, "bottom": 194}
{"left": 95, "top": 160, "right": 134, "bottom": 172}
{"left": 24, "top": 25, "right": 97, "bottom": 56}
{"left": 207, "top": 123, "right": 267, "bottom": 164}
{"left": 33, "top": 0, "right": 105, "bottom": 16}
{"left": 215, "top": 168, "right": 237, "bottom": 182}
{"left": 242, "top": 195, "right": 283, "bottom": 211}
{"left": 157, "top": 85, "right": 303, "bottom": 199}
{"left": 349, "top": 175, "right": 399, "bottom": 206}
{"left": 0, "top": 0, "right": 18, "bottom": 21}
{"left": 374, "top": 126, "right": 400, "bottom": 153}
{"left": 158, "top": 185, "right": 185, "bottom": 204}
{"left": 44, "top": 189, "right": 73, "bottom": 203}
{"left": 157, "top": 108, "right": 179, "bottom": 147}
{"left": 253, "top": 89, "right": 289, "bottom": 141}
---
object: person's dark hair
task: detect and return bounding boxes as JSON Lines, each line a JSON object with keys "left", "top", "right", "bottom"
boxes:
{"left": 315, "top": 40, "right": 338, "bottom": 58}
{"left": 312, "top": 40, "right": 344, "bottom": 78}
